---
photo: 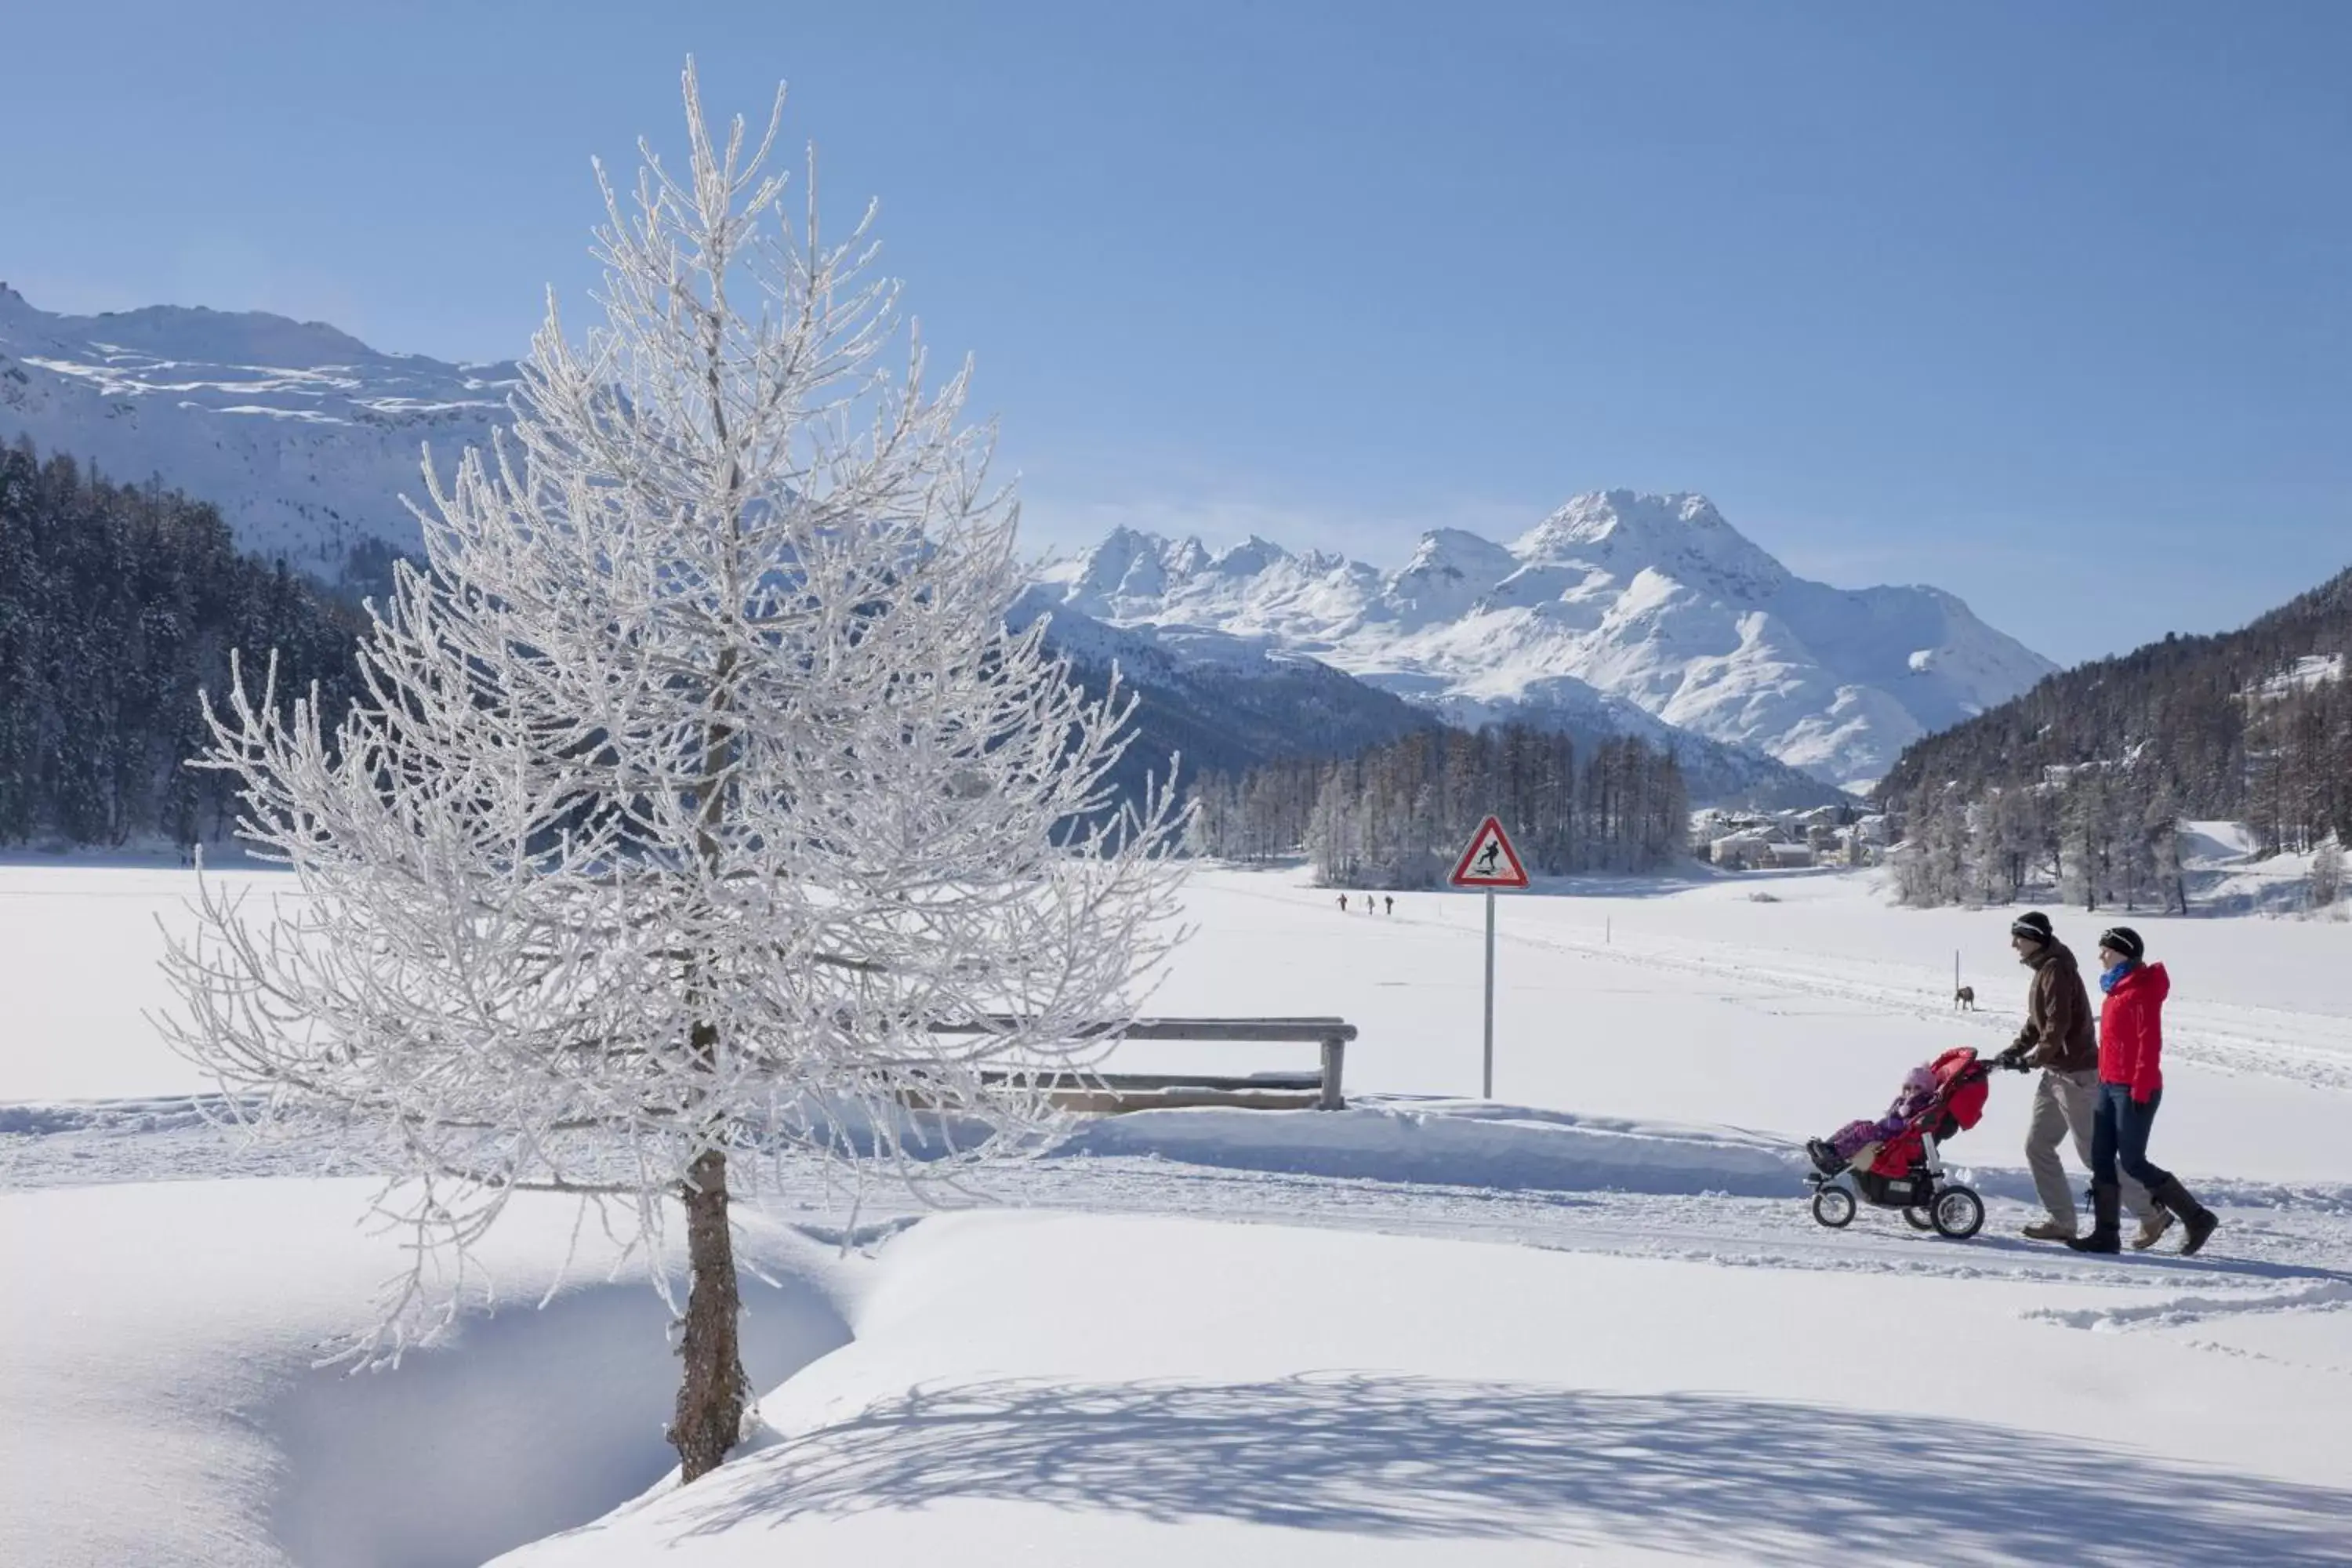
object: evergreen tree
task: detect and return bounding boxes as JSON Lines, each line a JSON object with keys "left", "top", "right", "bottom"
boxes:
{"left": 0, "top": 441, "right": 364, "bottom": 848}
{"left": 1878, "top": 562, "right": 2351, "bottom": 898}
{"left": 1206, "top": 720, "right": 1686, "bottom": 883}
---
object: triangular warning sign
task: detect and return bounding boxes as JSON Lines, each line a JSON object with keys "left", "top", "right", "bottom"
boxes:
{"left": 1449, "top": 815, "right": 1530, "bottom": 888}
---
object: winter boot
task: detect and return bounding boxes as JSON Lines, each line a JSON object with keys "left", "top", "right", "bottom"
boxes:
{"left": 2064, "top": 1180, "right": 2121, "bottom": 1254}
{"left": 2151, "top": 1175, "right": 2219, "bottom": 1256}
{"left": 2020, "top": 1218, "right": 2078, "bottom": 1242}
{"left": 2129, "top": 1205, "right": 2176, "bottom": 1252}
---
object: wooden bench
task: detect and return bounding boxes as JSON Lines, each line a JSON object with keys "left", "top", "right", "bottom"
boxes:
{"left": 930, "top": 1016, "right": 1357, "bottom": 1112}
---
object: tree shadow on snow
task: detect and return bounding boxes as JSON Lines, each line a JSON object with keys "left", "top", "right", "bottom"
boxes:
{"left": 685, "top": 1374, "right": 2352, "bottom": 1564}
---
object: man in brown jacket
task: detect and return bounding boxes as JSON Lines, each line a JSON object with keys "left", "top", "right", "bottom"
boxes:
{"left": 1997, "top": 912, "right": 2166, "bottom": 1246}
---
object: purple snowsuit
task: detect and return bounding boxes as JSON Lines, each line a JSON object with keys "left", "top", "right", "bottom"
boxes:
{"left": 1826, "top": 1065, "right": 1940, "bottom": 1160}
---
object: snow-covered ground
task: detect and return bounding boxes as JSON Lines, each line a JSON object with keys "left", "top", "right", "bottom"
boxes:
{"left": 2176, "top": 818, "right": 2348, "bottom": 918}
{"left": 6, "top": 861, "right": 2351, "bottom": 1565}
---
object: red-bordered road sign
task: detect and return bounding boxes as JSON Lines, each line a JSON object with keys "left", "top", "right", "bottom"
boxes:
{"left": 1449, "top": 815, "right": 1530, "bottom": 889}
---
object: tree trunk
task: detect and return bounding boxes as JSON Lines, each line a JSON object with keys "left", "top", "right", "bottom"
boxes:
{"left": 672, "top": 1141, "right": 748, "bottom": 1483}
{"left": 673, "top": 544, "right": 746, "bottom": 1482}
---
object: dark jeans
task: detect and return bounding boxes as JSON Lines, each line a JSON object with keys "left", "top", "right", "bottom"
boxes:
{"left": 2091, "top": 1083, "right": 2172, "bottom": 1192}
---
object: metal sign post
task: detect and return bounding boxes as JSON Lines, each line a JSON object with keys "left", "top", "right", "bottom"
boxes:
{"left": 1483, "top": 888, "right": 1497, "bottom": 1097}
{"left": 1449, "top": 815, "right": 1529, "bottom": 1099}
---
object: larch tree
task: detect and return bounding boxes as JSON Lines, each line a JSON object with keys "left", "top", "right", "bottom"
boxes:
{"left": 2313, "top": 837, "right": 2343, "bottom": 912}
{"left": 160, "top": 65, "right": 1188, "bottom": 1483}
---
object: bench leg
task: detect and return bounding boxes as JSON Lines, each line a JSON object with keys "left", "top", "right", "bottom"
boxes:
{"left": 1319, "top": 1037, "right": 1345, "bottom": 1110}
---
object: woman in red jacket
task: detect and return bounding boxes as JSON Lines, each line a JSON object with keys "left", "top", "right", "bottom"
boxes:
{"left": 2068, "top": 927, "right": 2220, "bottom": 1255}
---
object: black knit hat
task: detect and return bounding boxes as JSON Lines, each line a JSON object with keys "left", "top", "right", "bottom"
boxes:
{"left": 2097, "top": 926, "right": 2146, "bottom": 963}
{"left": 2009, "top": 910, "right": 2054, "bottom": 946}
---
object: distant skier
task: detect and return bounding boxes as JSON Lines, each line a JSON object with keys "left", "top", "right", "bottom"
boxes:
{"left": 1384, "top": 895, "right": 1394, "bottom": 916}
{"left": 1338, "top": 894, "right": 1348, "bottom": 913}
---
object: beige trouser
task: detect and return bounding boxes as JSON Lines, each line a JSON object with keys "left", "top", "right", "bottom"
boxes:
{"left": 2026, "top": 1066, "right": 2156, "bottom": 1225}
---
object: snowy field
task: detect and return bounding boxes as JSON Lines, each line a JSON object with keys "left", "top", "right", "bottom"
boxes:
{"left": 6, "top": 858, "right": 2352, "bottom": 1565}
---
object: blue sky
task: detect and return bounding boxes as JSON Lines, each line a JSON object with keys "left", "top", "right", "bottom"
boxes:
{"left": 5, "top": 1, "right": 2347, "bottom": 664}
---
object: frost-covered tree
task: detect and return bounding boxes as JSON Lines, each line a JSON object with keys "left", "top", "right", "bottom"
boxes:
{"left": 2060, "top": 771, "right": 2107, "bottom": 911}
{"left": 1979, "top": 786, "right": 2043, "bottom": 904}
{"left": 162, "top": 66, "right": 1187, "bottom": 1483}
{"left": 0, "top": 443, "right": 365, "bottom": 848}
{"left": 2313, "top": 838, "right": 2344, "bottom": 912}
{"left": 2143, "top": 783, "right": 2187, "bottom": 916}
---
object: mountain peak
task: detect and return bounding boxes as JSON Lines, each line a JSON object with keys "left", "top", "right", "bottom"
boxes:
{"left": 1207, "top": 535, "right": 1290, "bottom": 575}
{"left": 1388, "top": 528, "right": 1516, "bottom": 594}
{"left": 1512, "top": 489, "right": 1724, "bottom": 553}
{"left": 1067, "top": 526, "right": 1176, "bottom": 598}
{"left": 1511, "top": 489, "right": 1790, "bottom": 596}
{"left": 1164, "top": 535, "right": 1212, "bottom": 576}
{"left": 1399, "top": 526, "right": 1512, "bottom": 568}
{"left": 13, "top": 289, "right": 387, "bottom": 369}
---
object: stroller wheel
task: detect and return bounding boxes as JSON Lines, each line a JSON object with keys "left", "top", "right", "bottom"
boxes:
{"left": 1902, "top": 1207, "right": 1935, "bottom": 1231}
{"left": 1931, "top": 1185, "right": 1986, "bottom": 1240}
{"left": 1810, "top": 1185, "right": 1857, "bottom": 1229}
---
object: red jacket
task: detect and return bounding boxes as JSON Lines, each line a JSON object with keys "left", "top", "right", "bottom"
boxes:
{"left": 2097, "top": 961, "right": 2169, "bottom": 1102}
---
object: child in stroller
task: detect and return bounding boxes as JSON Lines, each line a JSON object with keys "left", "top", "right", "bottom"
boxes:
{"left": 1803, "top": 1046, "right": 1994, "bottom": 1239}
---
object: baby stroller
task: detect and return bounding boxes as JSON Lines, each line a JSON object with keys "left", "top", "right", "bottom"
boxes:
{"left": 1803, "top": 1046, "right": 1992, "bottom": 1240}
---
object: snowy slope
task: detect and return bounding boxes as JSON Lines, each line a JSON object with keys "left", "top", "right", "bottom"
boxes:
{"left": 1007, "top": 587, "right": 1442, "bottom": 789}
{"left": 1011, "top": 590, "right": 1838, "bottom": 815}
{"left": 0, "top": 283, "right": 515, "bottom": 573}
{"left": 1030, "top": 491, "right": 2056, "bottom": 789}
{"left": 1019, "top": 588, "right": 1844, "bottom": 809}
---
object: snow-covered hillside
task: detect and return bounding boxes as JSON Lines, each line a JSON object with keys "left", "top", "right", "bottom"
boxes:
{"left": 1004, "top": 587, "right": 1443, "bottom": 797}
{"left": 1032, "top": 491, "right": 2056, "bottom": 789}
{"left": 0, "top": 283, "right": 515, "bottom": 573}
{"left": 1017, "top": 589, "right": 1842, "bottom": 809}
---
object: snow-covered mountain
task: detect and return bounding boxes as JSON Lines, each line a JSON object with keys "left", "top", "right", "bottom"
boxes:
{"left": 0, "top": 284, "right": 515, "bottom": 573}
{"left": 0, "top": 286, "right": 2042, "bottom": 793}
{"left": 1020, "top": 589, "right": 1845, "bottom": 811}
{"left": 1031, "top": 491, "right": 2056, "bottom": 789}
{"left": 1005, "top": 586, "right": 1444, "bottom": 797}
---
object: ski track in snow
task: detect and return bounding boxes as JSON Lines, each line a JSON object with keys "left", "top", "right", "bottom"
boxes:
{"left": 1512, "top": 923, "right": 2352, "bottom": 1094}
{"left": 2024, "top": 1279, "right": 2352, "bottom": 1334}
{"left": 10, "top": 1106, "right": 2350, "bottom": 1341}
{"left": 1223, "top": 880, "right": 2352, "bottom": 1096}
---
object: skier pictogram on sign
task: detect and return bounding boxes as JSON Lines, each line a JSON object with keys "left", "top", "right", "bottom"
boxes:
{"left": 1450, "top": 815, "right": 1530, "bottom": 889}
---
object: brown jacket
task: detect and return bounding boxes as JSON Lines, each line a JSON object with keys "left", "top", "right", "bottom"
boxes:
{"left": 2013, "top": 941, "right": 2097, "bottom": 1073}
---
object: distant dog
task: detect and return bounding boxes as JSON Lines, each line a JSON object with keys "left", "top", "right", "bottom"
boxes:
{"left": 1954, "top": 985, "right": 1976, "bottom": 1012}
